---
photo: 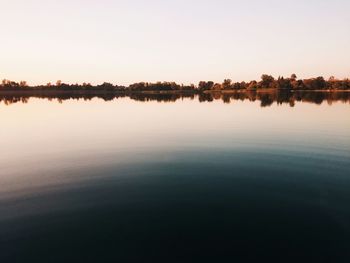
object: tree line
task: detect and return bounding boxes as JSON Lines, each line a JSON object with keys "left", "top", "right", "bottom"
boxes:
{"left": 1, "top": 75, "right": 350, "bottom": 92}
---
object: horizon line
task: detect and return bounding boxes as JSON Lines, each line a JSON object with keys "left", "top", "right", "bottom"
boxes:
{"left": 2, "top": 74, "right": 350, "bottom": 87}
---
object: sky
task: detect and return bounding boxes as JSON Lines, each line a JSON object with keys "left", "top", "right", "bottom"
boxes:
{"left": 1, "top": 0, "right": 349, "bottom": 85}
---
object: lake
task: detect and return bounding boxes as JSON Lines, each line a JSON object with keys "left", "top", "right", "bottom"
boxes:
{"left": 1, "top": 93, "right": 350, "bottom": 262}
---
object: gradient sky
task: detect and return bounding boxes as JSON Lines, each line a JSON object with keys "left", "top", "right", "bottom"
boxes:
{"left": 1, "top": 0, "right": 349, "bottom": 85}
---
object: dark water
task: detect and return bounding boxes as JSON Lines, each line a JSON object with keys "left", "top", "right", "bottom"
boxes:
{"left": 0, "top": 96, "right": 349, "bottom": 262}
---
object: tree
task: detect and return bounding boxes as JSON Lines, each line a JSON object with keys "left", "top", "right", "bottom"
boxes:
{"left": 198, "top": 81, "right": 214, "bottom": 91}
{"left": 328, "top": 76, "right": 336, "bottom": 82}
{"left": 98, "top": 82, "right": 114, "bottom": 90}
{"left": 276, "top": 77, "right": 291, "bottom": 89}
{"left": 222, "top": 79, "right": 232, "bottom": 90}
{"left": 212, "top": 83, "right": 222, "bottom": 91}
{"left": 259, "top": 74, "right": 275, "bottom": 89}
{"left": 247, "top": 80, "right": 258, "bottom": 90}
{"left": 314, "top": 76, "right": 326, "bottom": 89}
{"left": 19, "top": 81, "right": 27, "bottom": 87}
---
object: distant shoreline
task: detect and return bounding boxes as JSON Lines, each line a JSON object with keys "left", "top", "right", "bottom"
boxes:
{"left": 0, "top": 89, "right": 196, "bottom": 95}
{"left": 1, "top": 75, "right": 350, "bottom": 93}
{"left": 0, "top": 89, "right": 350, "bottom": 96}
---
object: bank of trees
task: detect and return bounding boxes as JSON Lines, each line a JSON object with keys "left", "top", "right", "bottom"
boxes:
{"left": 1, "top": 75, "right": 350, "bottom": 92}
{"left": 127, "top": 82, "right": 195, "bottom": 91}
{"left": 200, "top": 75, "right": 350, "bottom": 91}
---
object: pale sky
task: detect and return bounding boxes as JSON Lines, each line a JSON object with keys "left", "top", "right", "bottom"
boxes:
{"left": 1, "top": 0, "right": 349, "bottom": 85}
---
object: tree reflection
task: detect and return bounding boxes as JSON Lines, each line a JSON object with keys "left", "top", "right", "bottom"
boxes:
{"left": 0, "top": 90, "right": 349, "bottom": 107}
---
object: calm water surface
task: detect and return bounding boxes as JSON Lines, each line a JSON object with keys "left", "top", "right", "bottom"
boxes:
{"left": 0, "top": 97, "right": 350, "bottom": 262}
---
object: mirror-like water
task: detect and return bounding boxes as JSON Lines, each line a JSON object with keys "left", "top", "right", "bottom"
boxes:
{"left": 0, "top": 95, "right": 349, "bottom": 262}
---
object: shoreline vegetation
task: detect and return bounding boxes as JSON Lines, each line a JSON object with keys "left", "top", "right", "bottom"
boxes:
{"left": 1, "top": 74, "right": 350, "bottom": 93}
{"left": 1, "top": 75, "right": 350, "bottom": 107}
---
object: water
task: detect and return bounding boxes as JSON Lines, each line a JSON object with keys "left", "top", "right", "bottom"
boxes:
{"left": 0, "top": 95, "right": 350, "bottom": 262}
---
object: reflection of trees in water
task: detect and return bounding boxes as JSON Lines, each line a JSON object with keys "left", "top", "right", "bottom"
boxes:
{"left": 129, "top": 93, "right": 195, "bottom": 102}
{"left": 198, "top": 93, "right": 214, "bottom": 102}
{"left": 0, "top": 93, "right": 127, "bottom": 106}
{"left": 0, "top": 91, "right": 349, "bottom": 107}
{"left": 259, "top": 93, "right": 274, "bottom": 107}
{"left": 200, "top": 90, "right": 350, "bottom": 107}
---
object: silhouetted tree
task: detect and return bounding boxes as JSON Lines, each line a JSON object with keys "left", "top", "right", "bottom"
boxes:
{"left": 198, "top": 81, "right": 214, "bottom": 91}
{"left": 247, "top": 80, "right": 258, "bottom": 90}
{"left": 222, "top": 79, "right": 232, "bottom": 90}
{"left": 259, "top": 74, "right": 275, "bottom": 89}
